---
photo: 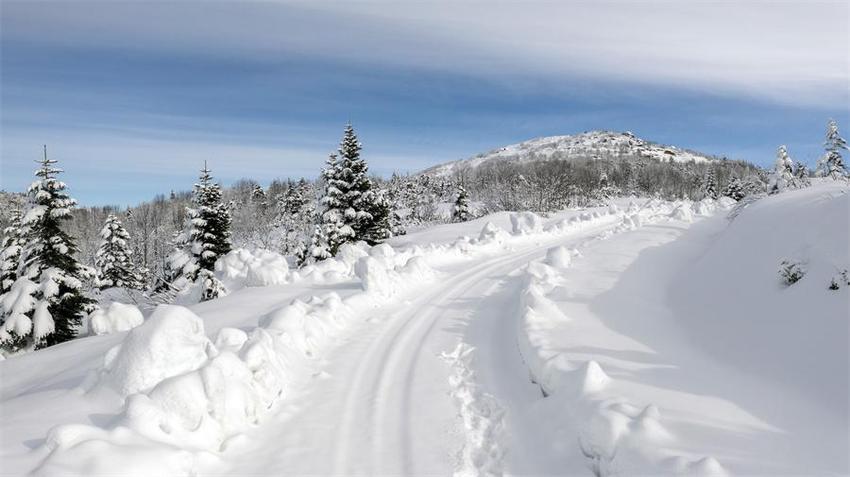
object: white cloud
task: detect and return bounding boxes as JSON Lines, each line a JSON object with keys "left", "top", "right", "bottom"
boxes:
{"left": 3, "top": 0, "right": 847, "bottom": 107}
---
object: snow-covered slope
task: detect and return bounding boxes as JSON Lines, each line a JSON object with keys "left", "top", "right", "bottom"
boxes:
{"left": 423, "top": 130, "right": 715, "bottom": 176}
{"left": 1, "top": 181, "right": 847, "bottom": 476}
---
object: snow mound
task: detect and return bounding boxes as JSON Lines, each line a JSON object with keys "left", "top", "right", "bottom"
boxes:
{"left": 215, "top": 248, "right": 289, "bottom": 291}
{"left": 510, "top": 211, "right": 543, "bottom": 235}
{"left": 670, "top": 203, "right": 693, "bottom": 222}
{"left": 99, "top": 305, "right": 212, "bottom": 396}
{"left": 88, "top": 302, "right": 144, "bottom": 336}
{"left": 513, "top": 201, "right": 730, "bottom": 475}
{"left": 545, "top": 246, "right": 572, "bottom": 268}
{"left": 478, "top": 221, "right": 508, "bottom": 243}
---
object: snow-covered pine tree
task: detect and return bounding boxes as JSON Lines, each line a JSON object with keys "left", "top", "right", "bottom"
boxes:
{"left": 0, "top": 148, "right": 94, "bottom": 352}
{"left": 452, "top": 183, "right": 471, "bottom": 222}
{"left": 95, "top": 214, "right": 144, "bottom": 290}
{"left": 311, "top": 124, "right": 384, "bottom": 259}
{"left": 722, "top": 178, "right": 746, "bottom": 201}
{"left": 310, "top": 153, "right": 353, "bottom": 259}
{"left": 768, "top": 145, "right": 797, "bottom": 194}
{"left": 703, "top": 169, "right": 718, "bottom": 200}
{"left": 0, "top": 210, "right": 24, "bottom": 296}
{"left": 363, "top": 188, "right": 393, "bottom": 244}
{"left": 793, "top": 161, "right": 811, "bottom": 187}
{"left": 822, "top": 119, "right": 848, "bottom": 180}
{"left": 277, "top": 178, "right": 315, "bottom": 257}
{"left": 251, "top": 183, "right": 266, "bottom": 204}
{"left": 166, "top": 164, "right": 231, "bottom": 301}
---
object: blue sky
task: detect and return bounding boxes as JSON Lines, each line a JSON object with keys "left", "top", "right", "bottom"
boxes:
{"left": 1, "top": 1, "right": 848, "bottom": 206}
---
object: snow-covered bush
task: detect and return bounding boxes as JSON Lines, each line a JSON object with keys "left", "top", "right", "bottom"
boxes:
{"left": 88, "top": 302, "right": 144, "bottom": 335}
{"left": 778, "top": 259, "right": 805, "bottom": 286}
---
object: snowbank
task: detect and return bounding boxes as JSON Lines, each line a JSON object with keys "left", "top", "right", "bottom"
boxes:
{"left": 99, "top": 305, "right": 212, "bottom": 396}
{"left": 513, "top": 198, "right": 733, "bottom": 476}
{"left": 88, "top": 302, "right": 144, "bottom": 336}
{"left": 215, "top": 248, "right": 290, "bottom": 291}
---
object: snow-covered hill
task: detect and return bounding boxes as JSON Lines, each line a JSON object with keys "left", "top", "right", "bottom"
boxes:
{"left": 1, "top": 181, "right": 847, "bottom": 476}
{"left": 423, "top": 130, "right": 715, "bottom": 176}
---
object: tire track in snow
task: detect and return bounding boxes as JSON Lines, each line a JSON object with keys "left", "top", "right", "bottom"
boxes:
{"left": 332, "top": 221, "right": 625, "bottom": 475}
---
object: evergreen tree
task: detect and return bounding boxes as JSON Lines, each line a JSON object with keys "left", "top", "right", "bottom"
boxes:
{"left": 363, "top": 188, "right": 393, "bottom": 243}
{"left": 277, "top": 178, "right": 315, "bottom": 257}
{"left": 310, "top": 123, "right": 384, "bottom": 259}
{"left": 722, "top": 178, "right": 746, "bottom": 201}
{"left": 768, "top": 145, "right": 797, "bottom": 194}
{"left": 793, "top": 161, "right": 811, "bottom": 187}
{"left": 822, "top": 119, "right": 848, "bottom": 179}
{"left": 452, "top": 184, "right": 472, "bottom": 222}
{"left": 0, "top": 210, "right": 24, "bottom": 296}
{"left": 703, "top": 169, "right": 718, "bottom": 199}
{"left": 167, "top": 164, "right": 232, "bottom": 301}
{"left": 0, "top": 148, "right": 93, "bottom": 352}
{"left": 95, "top": 214, "right": 144, "bottom": 290}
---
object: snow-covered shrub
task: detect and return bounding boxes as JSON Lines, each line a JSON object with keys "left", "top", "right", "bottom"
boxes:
{"left": 828, "top": 269, "right": 849, "bottom": 290}
{"left": 89, "top": 302, "right": 144, "bottom": 335}
{"left": 778, "top": 259, "right": 805, "bottom": 286}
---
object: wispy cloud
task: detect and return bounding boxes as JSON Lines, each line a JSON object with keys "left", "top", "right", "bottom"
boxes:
{"left": 4, "top": 1, "right": 847, "bottom": 107}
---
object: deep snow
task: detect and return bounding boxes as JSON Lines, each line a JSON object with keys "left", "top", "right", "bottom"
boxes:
{"left": 1, "top": 182, "right": 847, "bottom": 476}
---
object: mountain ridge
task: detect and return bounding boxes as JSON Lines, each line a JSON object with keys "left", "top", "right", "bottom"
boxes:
{"left": 422, "top": 130, "right": 718, "bottom": 176}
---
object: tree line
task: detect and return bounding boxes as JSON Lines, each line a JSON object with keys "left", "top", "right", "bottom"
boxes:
{"left": 0, "top": 120, "right": 847, "bottom": 354}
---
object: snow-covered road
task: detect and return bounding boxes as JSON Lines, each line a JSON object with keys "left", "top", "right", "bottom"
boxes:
{"left": 205, "top": 221, "right": 618, "bottom": 476}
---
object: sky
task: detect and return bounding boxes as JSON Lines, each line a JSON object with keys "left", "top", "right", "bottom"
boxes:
{"left": 1, "top": 1, "right": 848, "bottom": 206}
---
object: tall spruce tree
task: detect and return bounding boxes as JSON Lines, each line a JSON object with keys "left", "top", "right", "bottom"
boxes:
{"left": 167, "top": 164, "right": 232, "bottom": 300}
{"left": 822, "top": 119, "right": 848, "bottom": 179}
{"left": 0, "top": 148, "right": 93, "bottom": 352}
{"left": 95, "top": 214, "right": 144, "bottom": 290}
{"left": 703, "top": 169, "right": 718, "bottom": 199}
{"left": 452, "top": 184, "right": 472, "bottom": 222}
{"left": 311, "top": 124, "right": 384, "bottom": 259}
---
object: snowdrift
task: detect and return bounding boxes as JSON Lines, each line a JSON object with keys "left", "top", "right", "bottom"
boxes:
{"left": 514, "top": 198, "right": 736, "bottom": 476}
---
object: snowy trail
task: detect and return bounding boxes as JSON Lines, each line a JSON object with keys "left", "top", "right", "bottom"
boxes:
{"left": 204, "top": 221, "right": 619, "bottom": 476}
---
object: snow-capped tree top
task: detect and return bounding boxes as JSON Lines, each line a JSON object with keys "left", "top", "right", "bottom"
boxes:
{"left": 825, "top": 119, "right": 848, "bottom": 153}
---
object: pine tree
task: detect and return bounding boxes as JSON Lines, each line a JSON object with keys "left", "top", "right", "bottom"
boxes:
{"left": 768, "top": 145, "right": 797, "bottom": 194}
{"left": 167, "top": 164, "right": 232, "bottom": 301}
{"left": 703, "top": 169, "right": 718, "bottom": 199}
{"left": 277, "top": 178, "right": 315, "bottom": 257}
{"left": 452, "top": 184, "right": 472, "bottom": 222}
{"left": 793, "top": 161, "right": 811, "bottom": 187}
{"left": 722, "top": 178, "right": 746, "bottom": 201}
{"left": 95, "top": 214, "right": 144, "bottom": 290}
{"left": 311, "top": 123, "right": 383, "bottom": 259}
{"left": 822, "top": 119, "right": 848, "bottom": 180}
{"left": 0, "top": 210, "right": 24, "bottom": 296}
{"left": 0, "top": 148, "right": 94, "bottom": 352}
{"left": 363, "top": 188, "right": 393, "bottom": 243}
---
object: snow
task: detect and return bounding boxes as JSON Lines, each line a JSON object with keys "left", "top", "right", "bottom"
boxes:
{"left": 98, "top": 305, "right": 212, "bottom": 396}
{"left": 423, "top": 130, "right": 714, "bottom": 176}
{"left": 1, "top": 181, "right": 847, "bottom": 476}
{"left": 88, "top": 303, "right": 144, "bottom": 336}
